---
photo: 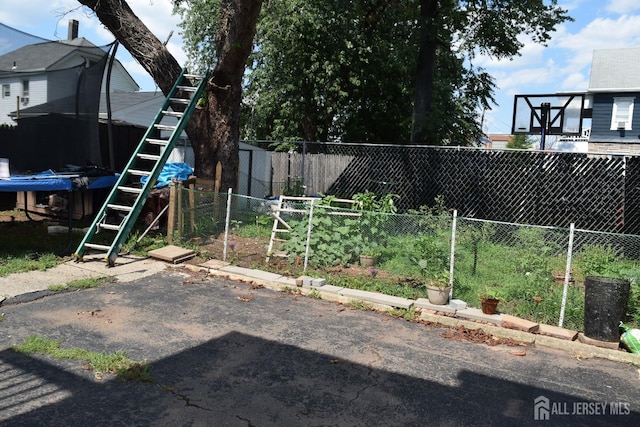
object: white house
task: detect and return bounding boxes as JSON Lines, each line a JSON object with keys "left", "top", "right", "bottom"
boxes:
{"left": 0, "top": 20, "right": 138, "bottom": 126}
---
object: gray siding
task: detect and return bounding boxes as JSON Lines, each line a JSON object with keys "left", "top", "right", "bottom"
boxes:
{"left": 589, "top": 92, "right": 640, "bottom": 143}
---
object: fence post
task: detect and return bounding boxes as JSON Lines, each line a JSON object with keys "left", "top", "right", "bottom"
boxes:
{"left": 558, "top": 223, "right": 575, "bottom": 328}
{"left": 167, "top": 179, "right": 177, "bottom": 244}
{"left": 449, "top": 210, "right": 458, "bottom": 299}
{"left": 303, "top": 198, "right": 316, "bottom": 272}
{"left": 222, "top": 188, "right": 233, "bottom": 262}
{"left": 176, "top": 180, "right": 184, "bottom": 239}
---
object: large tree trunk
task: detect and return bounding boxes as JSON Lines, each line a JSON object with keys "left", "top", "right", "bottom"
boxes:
{"left": 77, "top": 0, "right": 262, "bottom": 191}
{"left": 410, "top": 0, "right": 438, "bottom": 145}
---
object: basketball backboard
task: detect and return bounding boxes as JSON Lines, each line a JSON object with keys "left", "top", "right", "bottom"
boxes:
{"left": 512, "top": 94, "right": 584, "bottom": 136}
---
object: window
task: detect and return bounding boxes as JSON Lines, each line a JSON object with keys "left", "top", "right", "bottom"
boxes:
{"left": 2, "top": 84, "right": 9, "bottom": 98}
{"left": 610, "top": 97, "right": 635, "bottom": 130}
{"left": 21, "top": 80, "right": 29, "bottom": 105}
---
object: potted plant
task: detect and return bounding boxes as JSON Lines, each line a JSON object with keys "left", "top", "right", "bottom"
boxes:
{"left": 421, "top": 267, "right": 451, "bottom": 305}
{"left": 360, "top": 246, "right": 381, "bottom": 267}
{"left": 479, "top": 286, "right": 501, "bottom": 315}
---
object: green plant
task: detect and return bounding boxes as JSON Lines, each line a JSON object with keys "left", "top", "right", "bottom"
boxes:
{"left": 575, "top": 244, "right": 618, "bottom": 279}
{"left": 361, "top": 245, "right": 381, "bottom": 257}
{"left": 349, "top": 300, "right": 373, "bottom": 311}
{"left": 387, "top": 307, "right": 419, "bottom": 321}
{"left": 308, "top": 289, "right": 322, "bottom": 299}
{"left": 68, "top": 276, "right": 117, "bottom": 289}
{"left": 12, "top": 336, "right": 153, "bottom": 382}
{"left": 479, "top": 285, "right": 502, "bottom": 301}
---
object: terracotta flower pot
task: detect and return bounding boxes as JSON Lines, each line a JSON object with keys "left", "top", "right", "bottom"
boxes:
{"left": 481, "top": 297, "right": 500, "bottom": 315}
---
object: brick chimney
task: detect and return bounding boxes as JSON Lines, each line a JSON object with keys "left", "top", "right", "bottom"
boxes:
{"left": 68, "top": 19, "right": 79, "bottom": 40}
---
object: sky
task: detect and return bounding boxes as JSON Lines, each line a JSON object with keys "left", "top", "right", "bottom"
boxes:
{"left": 2, "top": 0, "right": 640, "bottom": 137}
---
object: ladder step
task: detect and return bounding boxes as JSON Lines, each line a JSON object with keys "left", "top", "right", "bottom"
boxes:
{"left": 169, "top": 98, "right": 190, "bottom": 105}
{"left": 128, "top": 169, "right": 151, "bottom": 176}
{"left": 107, "top": 204, "right": 133, "bottom": 212}
{"left": 162, "top": 110, "right": 183, "bottom": 118}
{"left": 146, "top": 138, "right": 169, "bottom": 146}
{"left": 98, "top": 223, "right": 121, "bottom": 231}
{"left": 85, "top": 243, "right": 110, "bottom": 251}
{"left": 137, "top": 153, "right": 161, "bottom": 161}
{"left": 274, "top": 229, "right": 290, "bottom": 233}
{"left": 118, "top": 186, "right": 143, "bottom": 194}
{"left": 184, "top": 73, "right": 204, "bottom": 79}
{"left": 154, "top": 124, "right": 176, "bottom": 131}
{"left": 177, "top": 85, "right": 197, "bottom": 92}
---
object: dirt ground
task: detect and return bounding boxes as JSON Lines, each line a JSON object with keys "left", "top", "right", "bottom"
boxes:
{"left": 186, "top": 232, "right": 410, "bottom": 285}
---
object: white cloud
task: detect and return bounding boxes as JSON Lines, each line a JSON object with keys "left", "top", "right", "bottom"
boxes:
{"left": 606, "top": 0, "right": 640, "bottom": 14}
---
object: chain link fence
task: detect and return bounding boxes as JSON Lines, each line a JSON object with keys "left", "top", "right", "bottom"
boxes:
{"left": 167, "top": 186, "right": 640, "bottom": 331}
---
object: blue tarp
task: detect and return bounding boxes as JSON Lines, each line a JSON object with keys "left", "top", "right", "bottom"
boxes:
{"left": 0, "top": 170, "right": 118, "bottom": 192}
{"left": 141, "top": 162, "right": 194, "bottom": 188}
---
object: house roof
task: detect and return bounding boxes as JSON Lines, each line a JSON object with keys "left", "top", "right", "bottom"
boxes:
{"left": 589, "top": 47, "right": 640, "bottom": 92}
{"left": 11, "top": 91, "right": 162, "bottom": 122}
{"left": 0, "top": 38, "right": 109, "bottom": 73}
{"left": 98, "top": 91, "right": 164, "bottom": 113}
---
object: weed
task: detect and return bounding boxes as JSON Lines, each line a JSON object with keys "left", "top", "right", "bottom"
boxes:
{"left": 48, "top": 284, "right": 69, "bottom": 292}
{"left": 280, "top": 286, "right": 302, "bottom": 295}
{"left": 349, "top": 300, "right": 373, "bottom": 311}
{"left": 12, "top": 336, "right": 152, "bottom": 382}
{"left": 387, "top": 307, "right": 419, "bottom": 321}
{"left": 67, "top": 275, "right": 117, "bottom": 289}
{"left": 308, "top": 289, "right": 322, "bottom": 299}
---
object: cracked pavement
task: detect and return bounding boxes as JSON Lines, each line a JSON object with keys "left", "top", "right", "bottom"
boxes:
{"left": 1, "top": 267, "right": 639, "bottom": 426}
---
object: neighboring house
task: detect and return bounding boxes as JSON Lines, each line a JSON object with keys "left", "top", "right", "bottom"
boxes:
{"left": 583, "top": 47, "right": 640, "bottom": 154}
{"left": 485, "top": 134, "right": 512, "bottom": 150}
{"left": 0, "top": 20, "right": 138, "bottom": 126}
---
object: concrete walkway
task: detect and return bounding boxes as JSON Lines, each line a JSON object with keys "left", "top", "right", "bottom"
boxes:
{"left": 0, "top": 254, "right": 167, "bottom": 299}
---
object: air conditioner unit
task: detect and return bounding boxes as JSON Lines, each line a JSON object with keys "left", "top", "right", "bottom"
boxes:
{"left": 617, "top": 121, "right": 627, "bottom": 129}
{"left": 20, "top": 97, "right": 29, "bottom": 105}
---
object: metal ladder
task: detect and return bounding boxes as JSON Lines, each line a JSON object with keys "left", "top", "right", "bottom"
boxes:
{"left": 74, "top": 68, "right": 209, "bottom": 265}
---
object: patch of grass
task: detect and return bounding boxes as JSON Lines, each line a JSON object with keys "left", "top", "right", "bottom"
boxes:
{"left": 387, "top": 307, "right": 419, "bottom": 321}
{"left": 308, "top": 289, "right": 322, "bottom": 299}
{"left": 349, "top": 300, "right": 373, "bottom": 311}
{"left": 0, "top": 253, "right": 61, "bottom": 277}
{"left": 12, "top": 336, "right": 152, "bottom": 382}
{"left": 47, "top": 275, "right": 116, "bottom": 292}
{"left": 68, "top": 275, "right": 117, "bottom": 289}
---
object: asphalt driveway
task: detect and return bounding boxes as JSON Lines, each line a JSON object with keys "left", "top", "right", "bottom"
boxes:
{"left": 1, "top": 268, "right": 639, "bottom": 426}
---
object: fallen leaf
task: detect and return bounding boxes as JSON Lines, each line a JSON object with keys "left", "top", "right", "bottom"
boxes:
{"left": 509, "top": 351, "right": 526, "bottom": 356}
{"left": 237, "top": 296, "right": 253, "bottom": 302}
{"left": 330, "top": 359, "right": 343, "bottom": 364}
{"left": 94, "top": 373, "right": 103, "bottom": 380}
{"left": 81, "top": 364, "right": 91, "bottom": 371}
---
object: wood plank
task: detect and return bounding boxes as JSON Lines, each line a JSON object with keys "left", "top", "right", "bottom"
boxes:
{"left": 148, "top": 245, "right": 196, "bottom": 263}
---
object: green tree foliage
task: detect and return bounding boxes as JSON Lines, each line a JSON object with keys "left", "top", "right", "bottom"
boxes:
{"left": 245, "top": 0, "right": 417, "bottom": 143}
{"left": 178, "top": 0, "right": 571, "bottom": 146}
{"left": 507, "top": 134, "right": 535, "bottom": 149}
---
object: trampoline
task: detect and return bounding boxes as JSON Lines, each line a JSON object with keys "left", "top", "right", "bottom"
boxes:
{"left": 0, "top": 169, "right": 119, "bottom": 254}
